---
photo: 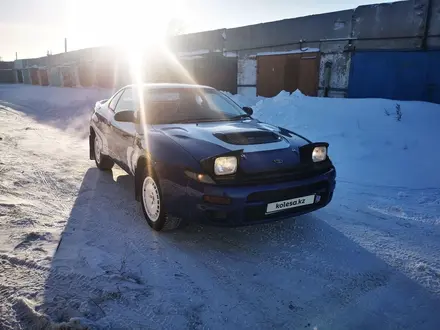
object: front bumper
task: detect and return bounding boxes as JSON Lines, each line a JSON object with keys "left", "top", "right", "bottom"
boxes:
{"left": 186, "top": 168, "right": 336, "bottom": 226}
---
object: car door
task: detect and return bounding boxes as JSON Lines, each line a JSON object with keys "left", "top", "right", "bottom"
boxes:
{"left": 92, "top": 89, "right": 123, "bottom": 157}
{"left": 102, "top": 89, "right": 124, "bottom": 143}
{"left": 110, "top": 87, "right": 137, "bottom": 173}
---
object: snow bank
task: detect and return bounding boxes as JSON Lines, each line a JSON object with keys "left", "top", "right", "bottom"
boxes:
{"left": 222, "top": 91, "right": 263, "bottom": 108}
{"left": 231, "top": 90, "right": 440, "bottom": 189}
{"left": 0, "top": 84, "right": 112, "bottom": 138}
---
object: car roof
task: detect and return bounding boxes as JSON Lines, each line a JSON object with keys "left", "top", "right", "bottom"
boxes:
{"left": 125, "top": 83, "right": 215, "bottom": 90}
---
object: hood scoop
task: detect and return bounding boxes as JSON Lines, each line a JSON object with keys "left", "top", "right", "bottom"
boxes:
{"left": 214, "top": 131, "right": 282, "bottom": 145}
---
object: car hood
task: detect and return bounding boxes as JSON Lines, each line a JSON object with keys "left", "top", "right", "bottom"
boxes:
{"left": 153, "top": 119, "right": 310, "bottom": 174}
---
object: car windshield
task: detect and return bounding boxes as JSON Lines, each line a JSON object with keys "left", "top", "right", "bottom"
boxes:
{"left": 141, "top": 88, "right": 248, "bottom": 124}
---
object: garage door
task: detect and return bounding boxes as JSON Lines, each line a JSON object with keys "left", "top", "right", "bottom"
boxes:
{"left": 348, "top": 51, "right": 440, "bottom": 104}
{"left": 257, "top": 52, "right": 320, "bottom": 97}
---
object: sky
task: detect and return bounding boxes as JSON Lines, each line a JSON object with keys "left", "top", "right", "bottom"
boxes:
{"left": 0, "top": 0, "right": 397, "bottom": 61}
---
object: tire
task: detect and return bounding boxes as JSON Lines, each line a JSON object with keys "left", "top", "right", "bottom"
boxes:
{"left": 139, "top": 167, "right": 181, "bottom": 231}
{"left": 93, "top": 135, "right": 114, "bottom": 171}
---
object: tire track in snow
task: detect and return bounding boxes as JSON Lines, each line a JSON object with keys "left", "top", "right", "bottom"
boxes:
{"left": 0, "top": 107, "right": 92, "bottom": 329}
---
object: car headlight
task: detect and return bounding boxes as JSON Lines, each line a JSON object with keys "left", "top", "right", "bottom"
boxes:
{"left": 312, "top": 146, "right": 327, "bottom": 162}
{"left": 214, "top": 156, "right": 238, "bottom": 175}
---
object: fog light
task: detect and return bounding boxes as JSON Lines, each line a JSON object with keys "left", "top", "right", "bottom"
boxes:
{"left": 203, "top": 195, "right": 231, "bottom": 205}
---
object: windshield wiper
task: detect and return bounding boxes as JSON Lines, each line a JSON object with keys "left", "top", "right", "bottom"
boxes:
{"left": 166, "top": 118, "right": 223, "bottom": 124}
{"left": 230, "top": 114, "right": 251, "bottom": 120}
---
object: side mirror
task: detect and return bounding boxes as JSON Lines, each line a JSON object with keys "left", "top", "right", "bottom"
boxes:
{"left": 243, "top": 106, "right": 253, "bottom": 115}
{"left": 95, "top": 99, "right": 108, "bottom": 110}
{"left": 114, "top": 110, "right": 139, "bottom": 123}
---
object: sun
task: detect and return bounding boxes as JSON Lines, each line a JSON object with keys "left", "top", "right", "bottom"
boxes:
{"left": 66, "top": 0, "right": 188, "bottom": 98}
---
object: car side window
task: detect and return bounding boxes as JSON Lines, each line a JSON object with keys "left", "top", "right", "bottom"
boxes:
{"left": 114, "top": 88, "right": 135, "bottom": 113}
{"left": 108, "top": 90, "right": 123, "bottom": 111}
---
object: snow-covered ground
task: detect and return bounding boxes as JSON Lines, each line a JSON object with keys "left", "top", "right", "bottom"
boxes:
{"left": 1, "top": 84, "right": 440, "bottom": 329}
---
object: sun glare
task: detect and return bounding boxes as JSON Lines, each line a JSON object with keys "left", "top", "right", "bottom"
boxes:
{"left": 67, "top": 0, "right": 200, "bottom": 126}
{"left": 67, "top": 0, "right": 185, "bottom": 49}
{"left": 67, "top": 0, "right": 188, "bottom": 112}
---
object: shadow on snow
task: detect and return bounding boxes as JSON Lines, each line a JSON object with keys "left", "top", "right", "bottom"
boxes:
{"left": 15, "top": 167, "right": 440, "bottom": 329}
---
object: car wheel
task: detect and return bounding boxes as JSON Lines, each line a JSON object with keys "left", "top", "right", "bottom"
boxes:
{"left": 94, "top": 135, "right": 114, "bottom": 170}
{"left": 140, "top": 168, "right": 181, "bottom": 231}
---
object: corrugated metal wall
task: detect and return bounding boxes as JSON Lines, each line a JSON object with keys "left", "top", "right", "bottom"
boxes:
{"left": 348, "top": 51, "right": 440, "bottom": 104}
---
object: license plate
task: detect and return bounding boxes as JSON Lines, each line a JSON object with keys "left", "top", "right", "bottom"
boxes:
{"left": 266, "top": 195, "right": 315, "bottom": 214}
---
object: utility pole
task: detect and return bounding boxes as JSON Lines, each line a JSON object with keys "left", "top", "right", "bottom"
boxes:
{"left": 15, "top": 52, "right": 18, "bottom": 60}
{"left": 64, "top": 38, "right": 67, "bottom": 53}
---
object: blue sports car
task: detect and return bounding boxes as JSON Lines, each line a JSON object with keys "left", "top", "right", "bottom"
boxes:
{"left": 89, "top": 84, "right": 336, "bottom": 231}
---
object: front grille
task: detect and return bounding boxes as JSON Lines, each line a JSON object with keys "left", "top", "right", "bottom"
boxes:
{"left": 247, "top": 181, "right": 329, "bottom": 203}
{"left": 215, "top": 163, "right": 334, "bottom": 186}
{"left": 239, "top": 167, "right": 326, "bottom": 185}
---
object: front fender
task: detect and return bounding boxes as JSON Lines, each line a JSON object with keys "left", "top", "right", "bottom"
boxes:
{"left": 134, "top": 130, "right": 203, "bottom": 220}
